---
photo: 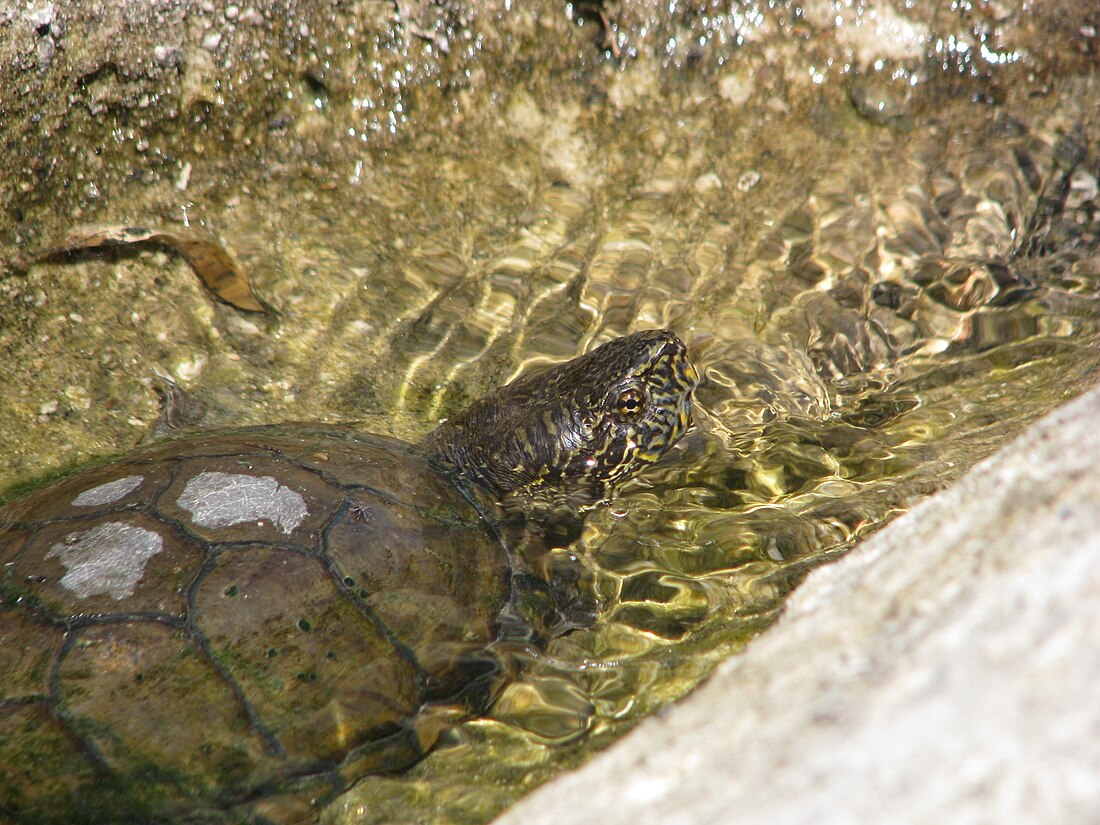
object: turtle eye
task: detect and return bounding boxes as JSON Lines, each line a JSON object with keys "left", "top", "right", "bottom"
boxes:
{"left": 614, "top": 387, "right": 647, "bottom": 418}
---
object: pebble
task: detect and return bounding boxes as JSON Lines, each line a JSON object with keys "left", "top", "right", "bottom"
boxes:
{"left": 848, "top": 77, "right": 911, "bottom": 127}
{"left": 27, "top": 3, "right": 55, "bottom": 30}
{"left": 693, "top": 173, "right": 723, "bottom": 194}
{"left": 736, "top": 170, "right": 761, "bottom": 192}
{"left": 153, "top": 45, "right": 183, "bottom": 67}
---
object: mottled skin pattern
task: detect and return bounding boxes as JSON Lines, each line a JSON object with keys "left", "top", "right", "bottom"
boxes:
{"left": 0, "top": 330, "right": 696, "bottom": 824}
{"left": 422, "top": 329, "right": 698, "bottom": 507}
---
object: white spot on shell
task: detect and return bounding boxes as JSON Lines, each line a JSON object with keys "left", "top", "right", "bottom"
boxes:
{"left": 72, "top": 475, "right": 145, "bottom": 507}
{"left": 177, "top": 472, "right": 307, "bottom": 534}
{"left": 46, "top": 522, "right": 164, "bottom": 599}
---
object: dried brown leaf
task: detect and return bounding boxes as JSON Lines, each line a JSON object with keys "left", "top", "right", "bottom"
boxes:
{"left": 34, "top": 224, "right": 266, "bottom": 312}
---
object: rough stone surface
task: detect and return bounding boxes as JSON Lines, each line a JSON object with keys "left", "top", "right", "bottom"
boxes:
{"left": 496, "top": 383, "right": 1100, "bottom": 825}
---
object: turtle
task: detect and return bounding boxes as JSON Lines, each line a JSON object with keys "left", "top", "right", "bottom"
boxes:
{"left": 0, "top": 329, "right": 698, "bottom": 824}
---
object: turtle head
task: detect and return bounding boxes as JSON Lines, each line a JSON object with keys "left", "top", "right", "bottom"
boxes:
{"left": 421, "top": 329, "right": 698, "bottom": 506}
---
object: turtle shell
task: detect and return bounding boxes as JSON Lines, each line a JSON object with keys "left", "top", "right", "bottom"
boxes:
{"left": 0, "top": 425, "right": 512, "bottom": 822}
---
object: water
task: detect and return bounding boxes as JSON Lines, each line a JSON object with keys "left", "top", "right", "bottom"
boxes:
{"left": 1, "top": 2, "right": 1098, "bottom": 823}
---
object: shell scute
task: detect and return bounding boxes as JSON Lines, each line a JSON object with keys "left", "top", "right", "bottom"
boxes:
{"left": 192, "top": 544, "right": 422, "bottom": 765}
{"left": 157, "top": 454, "right": 342, "bottom": 546}
{"left": 0, "top": 703, "right": 103, "bottom": 817}
{"left": 7, "top": 512, "right": 203, "bottom": 619}
{"left": 325, "top": 488, "right": 509, "bottom": 695}
{"left": 283, "top": 429, "right": 462, "bottom": 508}
{"left": 0, "top": 608, "right": 64, "bottom": 700}
{"left": 0, "top": 523, "right": 28, "bottom": 568}
{"left": 59, "top": 620, "right": 275, "bottom": 804}
{"left": 364, "top": 588, "right": 504, "bottom": 701}
{"left": 2, "top": 458, "right": 166, "bottom": 526}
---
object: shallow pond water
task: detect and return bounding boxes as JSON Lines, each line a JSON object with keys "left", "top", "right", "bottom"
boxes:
{"left": 1, "top": 1, "right": 1098, "bottom": 823}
